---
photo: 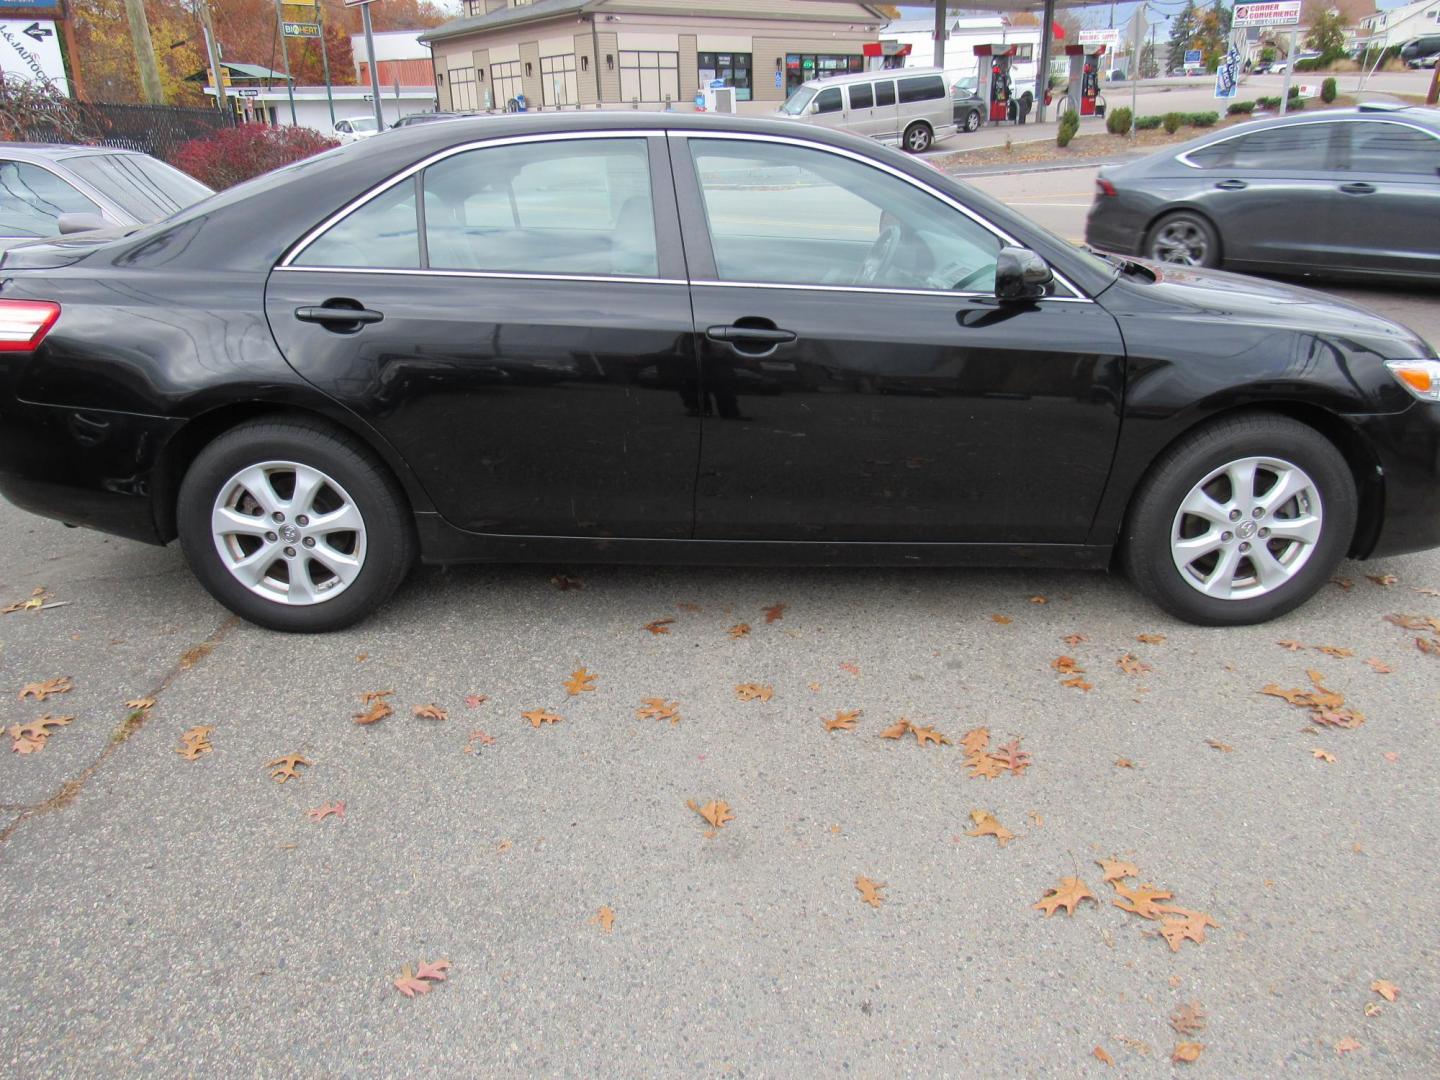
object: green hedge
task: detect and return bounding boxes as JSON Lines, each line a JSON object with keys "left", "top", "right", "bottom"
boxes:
{"left": 1226, "top": 100, "right": 1255, "bottom": 115}
{"left": 1057, "top": 109, "right": 1080, "bottom": 147}
{"left": 1135, "top": 115, "right": 1163, "bottom": 130}
{"left": 1162, "top": 112, "right": 1184, "bottom": 134}
{"left": 1106, "top": 106, "right": 1132, "bottom": 135}
{"left": 1321, "top": 77, "right": 1337, "bottom": 103}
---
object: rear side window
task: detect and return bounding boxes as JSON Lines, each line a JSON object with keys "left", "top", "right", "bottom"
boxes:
{"left": 848, "top": 83, "right": 873, "bottom": 110}
{"left": 1341, "top": 121, "right": 1440, "bottom": 176}
{"left": 1188, "top": 124, "right": 1335, "bottom": 170}
{"left": 0, "top": 160, "right": 102, "bottom": 238}
{"left": 293, "top": 179, "right": 421, "bottom": 268}
{"left": 898, "top": 75, "right": 946, "bottom": 104}
{"left": 874, "top": 80, "right": 896, "bottom": 107}
{"left": 64, "top": 154, "right": 211, "bottom": 221}
{"left": 814, "top": 87, "right": 843, "bottom": 114}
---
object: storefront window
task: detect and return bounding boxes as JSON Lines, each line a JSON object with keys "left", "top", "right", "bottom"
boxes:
{"left": 540, "top": 53, "right": 577, "bottom": 106}
{"left": 449, "top": 66, "right": 478, "bottom": 111}
{"left": 784, "top": 53, "right": 863, "bottom": 95}
{"left": 697, "top": 51, "right": 751, "bottom": 102}
{"left": 619, "top": 51, "right": 680, "bottom": 104}
{"left": 491, "top": 59, "right": 523, "bottom": 110}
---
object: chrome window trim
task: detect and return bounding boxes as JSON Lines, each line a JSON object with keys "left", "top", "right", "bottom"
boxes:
{"left": 677, "top": 129, "right": 1087, "bottom": 300}
{"left": 1174, "top": 116, "right": 1440, "bottom": 169}
{"left": 273, "top": 265, "right": 687, "bottom": 287}
{"left": 689, "top": 279, "right": 1091, "bottom": 303}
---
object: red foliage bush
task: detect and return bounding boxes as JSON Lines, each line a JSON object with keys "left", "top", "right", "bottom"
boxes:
{"left": 171, "top": 123, "right": 340, "bottom": 189}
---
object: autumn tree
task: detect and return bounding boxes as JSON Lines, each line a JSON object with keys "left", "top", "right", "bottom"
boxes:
{"left": 1305, "top": 9, "right": 1348, "bottom": 63}
{"left": 1192, "top": 0, "right": 1233, "bottom": 72}
{"left": 70, "top": 0, "right": 207, "bottom": 104}
{"left": 1165, "top": 1, "right": 1199, "bottom": 74}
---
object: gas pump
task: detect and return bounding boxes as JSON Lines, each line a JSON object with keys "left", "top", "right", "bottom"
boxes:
{"left": 1063, "top": 44, "right": 1107, "bottom": 118}
{"left": 973, "top": 43, "right": 1021, "bottom": 124}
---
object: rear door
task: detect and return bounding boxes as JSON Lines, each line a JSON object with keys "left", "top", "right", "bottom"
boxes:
{"left": 870, "top": 78, "right": 899, "bottom": 142}
{"left": 845, "top": 81, "right": 881, "bottom": 138}
{"left": 1330, "top": 119, "right": 1440, "bottom": 278}
{"left": 265, "top": 132, "right": 700, "bottom": 539}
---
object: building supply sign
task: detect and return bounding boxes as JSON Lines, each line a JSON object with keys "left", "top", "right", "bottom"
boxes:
{"left": 1231, "top": 2, "right": 1302, "bottom": 28}
{"left": 0, "top": 19, "right": 68, "bottom": 95}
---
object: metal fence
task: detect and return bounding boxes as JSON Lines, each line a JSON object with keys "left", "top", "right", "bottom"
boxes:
{"left": 12, "top": 102, "right": 233, "bottom": 163}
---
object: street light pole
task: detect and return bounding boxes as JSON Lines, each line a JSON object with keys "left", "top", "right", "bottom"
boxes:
{"left": 272, "top": 0, "right": 298, "bottom": 125}
{"left": 316, "top": 0, "right": 336, "bottom": 127}
{"left": 362, "top": 3, "right": 385, "bottom": 130}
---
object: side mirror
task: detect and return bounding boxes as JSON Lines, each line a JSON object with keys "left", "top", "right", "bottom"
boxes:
{"left": 994, "top": 246, "right": 1053, "bottom": 301}
{"left": 57, "top": 213, "right": 107, "bottom": 235}
{"left": 807, "top": 101, "right": 820, "bottom": 115}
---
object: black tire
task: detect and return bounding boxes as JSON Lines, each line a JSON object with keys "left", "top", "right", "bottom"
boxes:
{"left": 1145, "top": 210, "right": 1221, "bottom": 268}
{"left": 177, "top": 417, "right": 415, "bottom": 632}
{"left": 903, "top": 121, "right": 933, "bottom": 153}
{"left": 964, "top": 108, "right": 982, "bottom": 133}
{"left": 1122, "top": 414, "right": 1356, "bottom": 627}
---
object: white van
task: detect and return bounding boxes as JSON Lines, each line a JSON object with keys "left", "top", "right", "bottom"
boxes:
{"left": 778, "top": 68, "right": 958, "bottom": 153}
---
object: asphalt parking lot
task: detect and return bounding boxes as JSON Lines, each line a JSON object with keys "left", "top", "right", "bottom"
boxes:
{"left": 4, "top": 187, "right": 1439, "bottom": 1077}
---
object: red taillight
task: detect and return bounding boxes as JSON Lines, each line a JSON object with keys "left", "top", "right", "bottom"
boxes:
{"left": 0, "top": 300, "right": 60, "bottom": 352}
{"left": 1096, "top": 178, "right": 1118, "bottom": 197}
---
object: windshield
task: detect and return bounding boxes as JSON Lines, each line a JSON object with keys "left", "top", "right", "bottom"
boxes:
{"left": 779, "top": 87, "right": 817, "bottom": 116}
{"left": 63, "top": 153, "right": 212, "bottom": 222}
{"left": 352, "top": 117, "right": 379, "bottom": 132}
{"left": 952, "top": 77, "right": 977, "bottom": 96}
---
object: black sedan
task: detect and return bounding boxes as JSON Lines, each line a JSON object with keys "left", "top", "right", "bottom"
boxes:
{"left": 1, "top": 112, "right": 1437, "bottom": 632}
{"left": 1085, "top": 104, "right": 1440, "bottom": 280}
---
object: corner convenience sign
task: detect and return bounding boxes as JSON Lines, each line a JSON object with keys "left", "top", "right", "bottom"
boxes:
{"left": 1232, "top": 2, "right": 1302, "bottom": 27}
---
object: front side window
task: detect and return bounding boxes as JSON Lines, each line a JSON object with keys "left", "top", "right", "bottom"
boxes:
{"left": 1341, "top": 121, "right": 1440, "bottom": 175}
{"left": 423, "top": 138, "right": 656, "bottom": 276}
{"left": 814, "top": 87, "right": 843, "bottom": 114}
{"left": 780, "top": 86, "right": 817, "bottom": 116}
{"left": 0, "top": 160, "right": 102, "bottom": 238}
{"left": 689, "top": 139, "right": 1002, "bottom": 292}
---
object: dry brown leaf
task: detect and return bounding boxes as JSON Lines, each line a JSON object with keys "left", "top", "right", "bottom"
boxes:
{"left": 1332, "top": 576, "right": 1354, "bottom": 591}
{"left": 1097, "top": 858, "right": 1139, "bottom": 883}
{"left": 358, "top": 689, "right": 393, "bottom": 705}
{"left": 590, "top": 906, "right": 615, "bottom": 933}
{"left": 8, "top": 715, "right": 73, "bottom": 754}
{"left": 960, "top": 727, "right": 990, "bottom": 754}
{"left": 17, "top": 676, "right": 73, "bottom": 702}
{"left": 1277, "top": 639, "right": 1306, "bottom": 651}
{"left": 991, "top": 614, "right": 1013, "bottom": 624}
{"left": 126, "top": 697, "right": 156, "bottom": 711}
{"left": 879, "top": 719, "right": 911, "bottom": 740}
{"left": 393, "top": 958, "right": 450, "bottom": 998}
{"left": 763, "top": 602, "right": 786, "bottom": 623}
{"left": 1135, "top": 633, "right": 1166, "bottom": 645}
{"left": 1417, "top": 636, "right": 1440, "bottom": 656}
{"left": 839, "top": 661, "right": 861, "bottom": 676}
{"left": 687, "top": 799, "right": 734, "bottom": 829}
{"left": 174, "top": 725, "right": 213, "bottom": 760}
{"left": 1368, "top": 574, "right": 1398, "bottom": 587}
{"left": 266, "top": 753, "right": 311, "bottom": 783}
{"left": 990, "top": 739, "right": 1031, "bottom": 775}
{"left": 1314, "top": 645, "right": 1355, "bottom": 658}
{"left": 1052, "top": 656, "right": 1083, "bottom": 675}
{"left": 1370, "top": 979, "right": 1398, "bottom": 1002}
{"left": 462, "top": 730, "right": 495, "bottom": 753}
{"left": 1171, "top": 1042, "right": 1204, "bottom": 1064}
{"left": 1364, "top": 1002, "right": 1383, "bottom": 1018}
{"left": 643, "top": 618, "right": 675, "bottom": 635}
{"left": 465, "top": 694, "right": 488, "bottom": 708}
{"left": 412, "top": 703, "right": 448, "bottom": 721}
{"left": 807, "top": 682, "right": 821, "bottom": 692}
{"left": 1062, "top": 633, "right": 1087, "bottom": 646}
{"left": 1384, "top": 613, "right": 1440, "bottom": 632}
{"left": 1, "top": 586, "right": 50, "bottom": 614}
{"left": 966, "top": 754, "right": 1007, "bottom": 780}
{"left": 1335, "top": 1037, "right": 1361, "bottom": 1055}
{"left": 911, "top": 723, "right": 950, "bottom": 748}
{"left": 307, "top": 801, "right": 345, "bottom": 823}
{"left": 1312, "top": 708, "right": 1365, "bottom": 729}
{"left": 1034, "top": 876, "right": 1096, "bottom": 917}
{"left": 353, "top": 701, "right": 393, "bottom": 726}
{"left": 734, "top": 683, "right": 773, "bottom": 703}
{"left": 1313, "top": 748, "right": 1336, "bottom": 763}
{"left": 1158, "top": 910, "right": 1220, "bottom": 951}
{"left": 522, "top": 708, "right": 562, "bottom": 728}
{"left": 1112, "top": 881, "right": 1174, "bottom": 920}
{"left": 1029, "top": 594, "right": 1048, "bottom": 605}
{"left": 1170, "top": 1002, "right": 1207, "bottom": 1036}
{"left": 1115, "top": 758, "right": 1137, "bottom": 769}
{"left": 562, "top": 668, "right": 598, "bottom": 696}
{"left": 1061, "top": 675, "right": 1094, "bottom": 691}
{"left": 550, "top": 573, "right": 584, "bottom": 590}
{"left": 965, "top": 809, "right": 1014, "bottom": 847}
{"left": 1117, "top": 653, "right": 1152, "bottom": 676}
{"left": 728, "top": 623, "right": 751, "bottom": 639}
{"left": 823, "top": 709, "right": 861, "bottom": 732}
{"left": 1207, "top": 738, "right": 1235, "bottom": 752}
{"left": 1028, "top": 810, "right": 1043, "bottom": 828}
{"left": 636, "top": 698, "right": 681, "bottom": 724}
{"left": 855, "top": 875, "right": 886, "bottom": 908}
{"left": 1364, "top": 658, "right": 1393, "bottom": 674}
{"left": 495, "top": 839, "right": 512, "bottom": 854}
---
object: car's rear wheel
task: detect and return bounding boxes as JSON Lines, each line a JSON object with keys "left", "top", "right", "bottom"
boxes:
{"left": 963, "top": 109, "right": 982, "bottom": 133}
{"left": 1145, "top": 211, "right": 1220, "bottom": 268}
{"left": 903, "top": 121, "right": 933, "bottom": 153}
{"left": 178, "top": 418, "right": 414, "bottom": 632}
{"left": 1122, "top": 414, "right": 1356, "bottom": 626}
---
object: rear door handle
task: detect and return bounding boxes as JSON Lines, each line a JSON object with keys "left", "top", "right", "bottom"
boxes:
{"left": 1214, "top": 179, "right": 1247, "bottom": 190}
{"left": 705, "top": 325, "right": 796, "bottom": 344}
{"left": 295, "top": 305, "right": 384, "bottom": 326}
{"left": 1339, "top": 182, "right": 1376, "bottom": 195}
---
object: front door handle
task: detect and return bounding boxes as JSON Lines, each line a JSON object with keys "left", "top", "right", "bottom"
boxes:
{"left": 705, "top": 325, "right": 796, "bottom": 344}
{"left": 1339, "top": 182, "right": 1376, "bottom": 195}
{"left": 1214, "top": 179, "right": 1247, "bottom": 190}
{"left": 295, "top": 304, "right": 384, "bottom": 326}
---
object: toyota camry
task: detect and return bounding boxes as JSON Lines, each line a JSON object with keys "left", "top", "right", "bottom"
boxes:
{"left": 0, "top": 112, "right": 1437, "bottom": 632}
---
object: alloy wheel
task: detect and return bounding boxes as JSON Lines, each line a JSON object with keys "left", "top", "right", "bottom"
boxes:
{"left": 1169, "top": 456, "right": 1323, "bottom": 600}
{"left": 1151, "top": 219, "right": 1210, "bottom": 266}
{"left": 211, "top": 461, "right": 367, "bottom": 606}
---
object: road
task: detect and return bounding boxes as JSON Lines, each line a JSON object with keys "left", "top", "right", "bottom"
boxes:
{"left": 4, "top": 170, "right": 1440, "bottom": 1076}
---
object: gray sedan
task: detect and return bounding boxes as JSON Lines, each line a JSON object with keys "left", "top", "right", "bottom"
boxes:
{"left": 1084, "top": 104, "right": 1440, "bottom": 282}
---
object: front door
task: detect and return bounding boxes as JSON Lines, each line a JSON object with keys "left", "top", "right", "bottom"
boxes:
{"left": 672, "top": 134, "right": 1125, "bottom": 544}
{"left": 266, "top": 133, "right": 699, "bottom": 539}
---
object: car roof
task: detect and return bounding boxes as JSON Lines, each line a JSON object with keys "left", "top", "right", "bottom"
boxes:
{"left": 799, "top": 67, "right": 946, "bottom": 88}
{"left": 0, "top": 143, "right": 146, "bottom": 162}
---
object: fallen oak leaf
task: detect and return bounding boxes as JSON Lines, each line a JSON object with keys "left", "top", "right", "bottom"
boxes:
{"left": 1171, "top": 1042, "right": 1204, "bottom": 1064}
{"left": 266, "top": 753, "right": 311, "bottom": 783}
{"left": 1334, "top": 1037, "right": 1361, "bottom": 1055}
{"left": 1331, "top": 576, "right": 1354, "bottom": 591}
{"left": 1157, "top": 910, "right": 1220, "bottom": 952}
{"left": 1370, "top": 979, "right": 1398, "bottom": 1002}
{"left": 412, "top": 704, "right": 448, "bottom": 721}
{"left": 1170, "top": 1001, "right": 1207, "bottom": 1037}
{"left": 393, "top": 967, "right": 431, "bottom": 998}
{"left": 643, "top": 618, "right": 675, "bottom": 635}
{"left": 358, "top": 689, "right": 393, "bottom": 705}
{"left": 1034, "top": 876, "right": 1096, "bottom": 917}
{"left": 522, "top": 708, "right": 562, "bottom": 728}
{"left": 1412, "top": 585, "right": 1440, "bottom": 597}
{"left": 762, "top": 602, "right": 786, "bottom": 623}
{"left": 965, "top": 753, "right": 1007, "bottom": 780}
{"left": 462, "top": 730, "right": 495, "bottom": 753}
{"left": 1061, "top": 675, "right": 1093, "bottom": 691}
{"left": 1112, "top": 881, "right": 1174, "bottom": 920}
{"left": 307, "top": 801, "right": 345, "bottom": 823}
{"left": 1313, "top": 645, "right": 1355, "bottom": 658}
{"left": 352, "top": 701, "right": 393, "bottom": 726}
{"left": 839, "top": 661, "right": 861, "bottom": 676}
{"left": 991, "top": 614, "right": 1013, "bottom": 624}
{"left": 1117, "top": 653, "right": 1152, "bottom": 676}
{"left": 1097, "top": 858, "right": 1139, "bottom": 883}
{"left": 1093, "top": 1046, "right": 1115, "bottom": 1067}
{"left": 911, "top": 723, "right": 950, "bottom": 747}
{"left": 8, "top": 715, "right": 73, "bottom": 754}
{"left": 727, "top": 623, "right": 751, "bottom": 639}
{"left": 823, "top": 709, "right": 860, "bottom": 732}
{"left": 855, "top": 875, "right": 886, "bottom": 908}
{"left": 1061, "top": 633, "right": 1087, "bottom": 646}
{"left": 174, "top": 725, "right": 214, "bottom": 760}
{"left": 416, "top": 959, "right": 450, "bottom": 982}
{"left": 878, "top": 719, "right": 911, "bottom": 740}
{"left": 1115, "top": 758, "right": 1138, "bottom": 769}
{"left": 1312, "top": 708, "right": 1364, "bottom": 729}
{"left": 1365, "top": 1002, "right": 1383, "bottom": 1018}
{"left": 1277, "top": 640, "right": 1306, "bottom": 652}
{"left": 1052, "top": 656, "right": 1084, "bottom": 675}
{"left": 1206, "top": 738, "right": 1235, "bottom": 752}
{"left": 965, "top": 809, "right": 1014, "bottom": 847}
{"left": 1135, "top": 633, "right": 1166, "bottom": 645}
{"left": 734, "top": 683, "right": 773, "bottom": 703}
{"left": 1367, "top": 574, "right": 1398, "bottom": 587}
{"left": 635, "top": 698, "right": 681, "bottom": 724}
{"left": 1417, "top": 636, "right": 1440, "bottom": 656}
{"left": 125, "top": 697, "right": 156, "bottom": 711}
{"left": 465, "top": 693, "right": 489, "bottom": 708}
{"left": 960, "top": 727, "right": 990, "bottom": 754}
{"left": 1364, "top": 658, "right": 1393, "bottom": 674}
{"left": 590, "top": 906, "right": 615, "bottom": 933}
{"left": 18, "top": 676, "right": 73, "bottom": 702}
{"left": 687, "top": 798, "right": 734, "bottom": 829}
{"left": 990, "top": 739, "right": 1032, "bottom": 775}
{"left": 561, "top": 668, "right": 598, "bottom": 696}
{"left": 1029, "top": 594, "right": 1047, "bottom": 604}
{"left": 1313, "top": 748, "right": 1336, "bottom": 763}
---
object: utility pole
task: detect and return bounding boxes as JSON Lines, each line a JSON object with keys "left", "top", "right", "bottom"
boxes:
{"left": 272, "top": 0, "right": 298, "bottom": 125}
{"left": 362, "top": 2, "right": 385, "bottom": 130}
{"left": 197, "top": 0, "right": 229, "bottom": 118}
{"left": 316, "top": 0, "right": 336, "bottom": 127}
{"left": 123, "top": 0, "right": 166, "bottom": 103}
{"left": 932, "top": 1, "right": 946, "bottom": 70}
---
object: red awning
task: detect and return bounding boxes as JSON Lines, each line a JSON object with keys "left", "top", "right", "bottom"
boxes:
{"left": 863, "top": 41, "right": 913, "bottom": 57}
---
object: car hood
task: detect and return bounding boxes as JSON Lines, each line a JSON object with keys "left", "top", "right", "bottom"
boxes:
{"left": 1103, "top": 260, "right": 1434, "bottom": 356}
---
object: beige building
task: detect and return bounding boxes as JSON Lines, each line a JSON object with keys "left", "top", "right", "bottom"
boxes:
{"left": 419, "top": 0, "right": 889, "bottom": 116}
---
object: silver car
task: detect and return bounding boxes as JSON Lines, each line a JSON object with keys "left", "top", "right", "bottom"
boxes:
{"left": 778, "top": 67, "right": 958, "bottom": 153}
{"left": 1084, "top": 104, "right": 1440, "bottom": 282}
{"left": 0, "top": 144, "right": 212, "bottom": 254}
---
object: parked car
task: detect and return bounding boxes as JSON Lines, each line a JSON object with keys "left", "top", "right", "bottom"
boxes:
{"left": 1400, "top": 34, "right": 1440, "bottom": 64}
{"left": 1, "top": 112, "right": 1437, "bottom": 632}
{"left": 1406, "top": 51, "right": 1439, "bottom": 69}
{"left": 778, "top": 67, "right": 957, "bottom": 152}
{"left": 1085, "top": 105, "right": 1440, "bottom": 282}
{"left": 391, "top": 112, "right": 464, "bottom": 128}
{"left": 333, "top": 116, "right": 383, "bottom": 143}
{"left": 0, "top": 144, "right": 212, "bottom": 255}
{"left": 947, "top": 74, "right": 985, "bottom": 134}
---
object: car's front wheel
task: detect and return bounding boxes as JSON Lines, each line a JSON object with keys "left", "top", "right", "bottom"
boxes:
{"left": 963, "top": 109, "right": 982, "bottom": 133}
{"left": 903, "top": 121, "right": 933, "bottom": 152}
{"left": 1122, "top": 414, "right": 1356, "bottom": 626}
{"left": 177, "top": 417, "right": 415, "bottom": 632}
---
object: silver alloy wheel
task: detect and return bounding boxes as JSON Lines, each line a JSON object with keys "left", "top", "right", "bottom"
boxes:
{"left": 907, "top": 124, "right": 931, "bottom": 151}
{"left": 1170, "top": 456, "right": 1323, "bottom": 600}
{"left": 211, "top": 460, "right": 367, "bottom": 606}
{"left": 965, "top": 110, "right": 981, "bottom": 132}
{"left": 1151, "top": 219, "right": 1210, "bottom": 266}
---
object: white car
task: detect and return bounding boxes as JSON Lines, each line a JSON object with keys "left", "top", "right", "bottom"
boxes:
{"left": 333, "top": 116, "right": 382, "bottom": 144}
